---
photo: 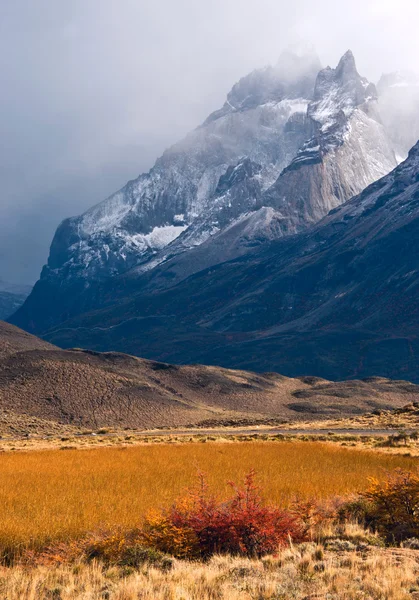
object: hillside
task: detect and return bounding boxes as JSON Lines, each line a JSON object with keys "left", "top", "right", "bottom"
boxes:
{"left": 0, "top": 321, "right": 55, "bottom": 359}
{"left": 0, "top": 322, "right": 418, "bottom": 432}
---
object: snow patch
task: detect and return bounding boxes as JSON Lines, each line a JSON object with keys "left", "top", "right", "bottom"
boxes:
{"left": 131, "top": 224, "right": 188, "bottom": 251}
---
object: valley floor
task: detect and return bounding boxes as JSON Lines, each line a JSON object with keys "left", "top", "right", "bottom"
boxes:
{"left": 1, "top": 431, "right": 419, "bottom": 598}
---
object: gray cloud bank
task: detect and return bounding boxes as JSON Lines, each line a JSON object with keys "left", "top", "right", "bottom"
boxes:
{"left": 1, "top": 0, "right": 418, "bottom": 284}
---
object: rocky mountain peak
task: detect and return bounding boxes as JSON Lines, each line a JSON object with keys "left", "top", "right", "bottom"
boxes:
{"left": 335, "top": 49, "right": 357, "bottom": 76}
{"left": 205, "top": 49, "right": 321, "bottom": 125}
{"left": 10, "top": 50, "right": 409, "bottom": 337}
{"left": 311, "top": 50, "right": 375, "bottom": 125}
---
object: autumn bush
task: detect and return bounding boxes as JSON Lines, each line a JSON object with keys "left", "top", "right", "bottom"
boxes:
{"left": 24, "top": 528, "right": 173, "bottom": 571}
{"left": 290, "top": 496, "right": 342, "bottom": 539}
{"left": 340, "top": 469, "right": 419, "bottom": 543}
{"left": 20, "top": 465, "right": 419, "bottom": 568}
{"left": 141, "top": 471, "right": 306, "bottom": 559}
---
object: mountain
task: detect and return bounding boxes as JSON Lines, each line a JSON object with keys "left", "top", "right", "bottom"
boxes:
{"left": 36, "top": 141, "right": 419, "bottom": 382}
{"left": 0, "top": 322, "right": 417, "bottom": 433}
{"left": 12, "top": 49, "right": 400, "bottom": 335}
{"left": 47, "top": 50, "right": 322, "bottom": 281}
{"left": 0, "top": 281, "right": 31, "bottom": 320}
{"left": 262, "top": 51, "right": 396, "bottom": 229}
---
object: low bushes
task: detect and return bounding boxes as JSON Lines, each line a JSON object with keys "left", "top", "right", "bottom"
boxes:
{"left": 141, "top": 471, "right": 306, "bottom": 559}
{"left": 340, "top": 469, "right": 419, "bottom": 543}
{"left": 24, "top": 529, "right": 173, "bottom": 571}
{"left": 21, "top": 467, "right": 419, "bottom": 567}
{"left": 23, "top": 471, "right": 306, "bottom": 566}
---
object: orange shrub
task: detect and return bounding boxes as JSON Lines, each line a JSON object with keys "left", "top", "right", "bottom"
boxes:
{"left": 361, "top": 469, "right": 419, "bottom": 543}
{"left": 24, "top": 528, "right": 173, "bottom": 570}
{"left": 141, "top": 471, "right": 306, "bottom": 559}
{"left": 290, "top": 496, "right": 341, "bottom": 538}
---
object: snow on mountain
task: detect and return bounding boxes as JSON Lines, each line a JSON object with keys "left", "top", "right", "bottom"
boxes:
{"left": 261, "top": 51, "right": 396, "bottom": 235}
{"left": 127, "top": 52, "right": 401, "bottom": 295}
{"left": 11, "top": 49, "right": 404, "bottom": 335}
{"left": 46, "top": 50, "right": 320, "bottom": 283}
{"left": 118, "top": 52, "right": 398, "bottom": 280}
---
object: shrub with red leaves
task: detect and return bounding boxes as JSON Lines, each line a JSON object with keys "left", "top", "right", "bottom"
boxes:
{"left": 141, "top": 471, "right": 306, "bottom": 559}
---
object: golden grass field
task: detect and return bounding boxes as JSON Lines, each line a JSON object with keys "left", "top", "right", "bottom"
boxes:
{"left": 2, "top": 541, "right": 419, "bottom": 600}
{"left": 0, "top": 441, "right": 418, "bottom": 554}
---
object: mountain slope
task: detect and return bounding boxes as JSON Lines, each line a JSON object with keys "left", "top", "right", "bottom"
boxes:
{"left": 0, "top": 322, "right": 418, "bottom": 431}
{"left": 12, "top": 50, "right": 399, "bottom": 336}
{"left": 40, "top": 141, "right": 419, "bottom": 381}
{"left": 0, "top": 321, "right": 55, "bottom": 359}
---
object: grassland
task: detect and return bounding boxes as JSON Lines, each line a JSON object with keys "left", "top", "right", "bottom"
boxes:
{"left": 0, "top": 441, "right": 417, "bottom": 555}
{"left": 2, "top": 540, "right": 419, "bottom": 599}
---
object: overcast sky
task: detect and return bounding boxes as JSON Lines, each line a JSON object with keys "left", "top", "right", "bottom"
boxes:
{"left": 1, "top": 0, "right": 418, "bottom": 284}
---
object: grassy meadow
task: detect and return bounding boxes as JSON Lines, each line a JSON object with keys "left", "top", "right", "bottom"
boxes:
{"left": 0, "top": 441, "right": 417, "bottom": 553}
{"left": 2, "top": 543, "right": 419, "bottom": 600}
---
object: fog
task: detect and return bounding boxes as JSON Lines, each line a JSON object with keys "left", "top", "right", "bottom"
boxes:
{"left": 1, "top": 0, "right": 418, "bottom": 284}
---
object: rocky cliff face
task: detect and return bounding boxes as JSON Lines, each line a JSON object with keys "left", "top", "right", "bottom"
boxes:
{"left": 262, "top": 51, "right": 396, "bottom": 233}
{"left": 46, "top": 50, "right": 320, "bottom": 284}
{"left": 41, "top": 142, "right": 419, "bottom": 382}
{"left": 11, "top": 50, "right": 410, "bottom": 336}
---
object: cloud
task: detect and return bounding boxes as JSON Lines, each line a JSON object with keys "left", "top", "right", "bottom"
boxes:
{"left": 0, "top": 0, "right": 418, "bottom": 283}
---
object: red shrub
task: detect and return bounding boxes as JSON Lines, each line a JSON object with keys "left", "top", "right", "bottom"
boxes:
{"left": 141, "top": 471, "right": 306, "bottom": 559}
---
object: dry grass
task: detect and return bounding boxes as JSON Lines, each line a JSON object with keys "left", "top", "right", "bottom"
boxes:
{"left": 1, "top": 543, "right": 419, "bottom": 599}
{"left": 3, "top": 429, "right": 419, "bottom": 457}
{"left": 287, "top": 402, "right": 419, "bottom": 432}
{"left": 0, "top": 441, "right": 417, "bottom": 555}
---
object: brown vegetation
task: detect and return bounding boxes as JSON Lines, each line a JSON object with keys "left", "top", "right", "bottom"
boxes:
{"left": 3, "top": 469, "right": 419, "bottom": 599}
{"left": 1, "top": 321, "right": 419, "bottom": 432}
{"left": 0, "top": 321, "right": 54, "bottom": 359}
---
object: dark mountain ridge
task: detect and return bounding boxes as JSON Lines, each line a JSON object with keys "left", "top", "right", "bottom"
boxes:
{"left": 33, "top": 141, "right": 419, "bottom": 382}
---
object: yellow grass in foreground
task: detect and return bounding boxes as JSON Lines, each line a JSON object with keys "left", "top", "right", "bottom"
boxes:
{"left": 0, "top": 441, "right": 417, "bottom": 551}
{"left": 1, "top": 545, "right": 419, "bottom": 600}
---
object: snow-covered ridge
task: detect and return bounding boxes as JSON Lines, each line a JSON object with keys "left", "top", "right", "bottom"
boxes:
{"left": 37, "top": 49, "right": 406, "bottom": 290}
{"left": 75, "top": 96, "right": 310, "bottom": 244}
